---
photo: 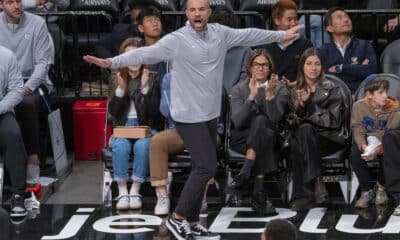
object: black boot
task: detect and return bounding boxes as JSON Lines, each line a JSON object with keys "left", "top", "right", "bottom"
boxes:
{"left": 226, "top": 194, "right": 244, "bottom": 207}
{"left": 226, "top": 173, "right": 249, "bottom": 195}
{"left": 314, "top": 176, "right": 328, "bottom": 204}
{"left": 251, "top": 192, "right": 277, "bottom": 216}
{"left": 291, "top": 197, "right": 315, "bottom": 211}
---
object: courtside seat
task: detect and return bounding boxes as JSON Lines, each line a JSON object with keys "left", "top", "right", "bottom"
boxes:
{"left": 315, "top": 74, "right": 353, "bottom": 204}
{"left": 156, "top": 0, "right": 180, "bottom": 11}
{"left": 224, "top": 93, "right": 289, "bottom": 204}
{"left": 209, "top": 0, "right": 235, "bottom": 10}
{"left": 64, "top": 0, "right": 116, "bottom": 47}
{"left": 238, "top": 0, "right": 276, "bottom": 28}
{"left": 380, "top": 41, "right": 400, "bottom": 77}
{"left": 285, "top": 75, "right": 353, "bottom": 204}
{"left": 354, "top": 73, "right": 400, "bottom": 104}
{"left": 69, "top": 0, "right": 120, "bottom": 17}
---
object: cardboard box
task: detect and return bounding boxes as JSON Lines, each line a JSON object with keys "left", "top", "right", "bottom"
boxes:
{"left": 113, "top": 126, "right": 151, "bottom": 139}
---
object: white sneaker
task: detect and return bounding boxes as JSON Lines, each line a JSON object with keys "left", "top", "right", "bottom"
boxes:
{"left": 393, "top": 204, "right": 400, "bottom": 216}
{"left": 116, "top": 195, "right": 130, "bottom": 210}
{"left": 200, "top": 199, "right": 208, "bottom": 214}
{"left": 154, "top": 196, "right": 170, "bottom": 215}
{"left": 129, "top": 194, "right": 142, "bottom": 209}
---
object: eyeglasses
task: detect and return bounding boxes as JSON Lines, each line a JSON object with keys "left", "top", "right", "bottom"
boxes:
{"left": 252, "top": 62, "right": 269, "bottom": 68}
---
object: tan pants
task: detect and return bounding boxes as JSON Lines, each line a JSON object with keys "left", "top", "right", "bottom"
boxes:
{"left": 149, "top": 129, "right": 185, "bottom": 187}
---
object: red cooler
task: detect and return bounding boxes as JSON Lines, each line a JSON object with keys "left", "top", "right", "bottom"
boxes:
{"left": 73, "top": 100, "right": 111, "bottom": 160}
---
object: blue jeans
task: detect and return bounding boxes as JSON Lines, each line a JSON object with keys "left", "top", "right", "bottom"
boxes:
{"left": 111, "top": 118, "right": 156, "bottom": 183}
{"left": 299, "top": 15, "right": 331, "bottom": 48}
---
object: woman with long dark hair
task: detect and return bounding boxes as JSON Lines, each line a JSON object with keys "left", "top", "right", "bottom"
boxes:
{"left": 226, "top": 48, "right": 289, "bottom": 215}
{"left": 289, "top": 48, "right": 347, "bottom": 211}
{"left": 108, "top": 37, "right": 163, "bottom": 211}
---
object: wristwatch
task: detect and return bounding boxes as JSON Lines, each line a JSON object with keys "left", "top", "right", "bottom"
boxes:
{"left": 335, "top": 64, "right": 342, "bottom": 73}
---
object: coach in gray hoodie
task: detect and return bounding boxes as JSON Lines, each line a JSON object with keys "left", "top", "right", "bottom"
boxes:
{"left": 0, "top": 45, "right": 28, "bottom": 217}
{"left": 0, "top": 0, "right": 52, "bottom": 185}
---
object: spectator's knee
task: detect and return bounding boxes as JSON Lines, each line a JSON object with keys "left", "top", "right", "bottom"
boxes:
{"left": 133, "top": 138, "right": 150, "bottom": 155}
{"left": 200, "top": 164, "right": 217, "bottom": 180}
{"left": 150, "top": 133, "right": 165, "bottom": 150}
{"left": 4, "top": 128, "right": 23, "bottom": 143}
{"left": 111, "top": 138, "right": 131, "bottom": 154}
{"left": 297, "top": 123, "right": 314, "bottom": 136}
{"left": 251, "top": 115, "right": 270, "bottom": 131}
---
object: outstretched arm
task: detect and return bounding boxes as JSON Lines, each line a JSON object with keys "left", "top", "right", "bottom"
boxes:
{"left": 84, "top": 34, "right": 176, "bottom": 69}
{"left": 223, "top": 24, "right": 304, "bottom": 49}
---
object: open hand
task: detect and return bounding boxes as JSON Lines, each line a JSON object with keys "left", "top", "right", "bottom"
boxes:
{"left": 248, "top": 77, "right": 257, "bottom": 101}
{"left": 296, "top": 88, "right": 310, "bottom": 106}
{"left": 83, "top": 55, "right": 111, "bottom": 68}
{"left": 116, "top": 72, "right": 126, "bottom": 90}
{"left": 141, "top": 68, "right": 150, "bottom": 88}
{"left": 23, "top": 86, "right": 32, "bottom": 95}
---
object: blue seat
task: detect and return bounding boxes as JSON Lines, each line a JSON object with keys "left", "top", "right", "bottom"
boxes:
{"left": 380, "top": 39, "right": 400, "bottom": 76}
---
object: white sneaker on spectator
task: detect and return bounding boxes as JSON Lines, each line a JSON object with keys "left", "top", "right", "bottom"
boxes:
{"left": 116, "top": 195, "right": 130, "bottom": 210}
{"left": 393, "top": 204, "right": 400, "bottom": 216}
{"left": 129, "top": 194, "right": 142, "bottom": 209}
{"left": 200, "top": 199, "right": 208, "bottom": 214}
{"left": 154, "top": 196, "right": 170, "bottom": 215}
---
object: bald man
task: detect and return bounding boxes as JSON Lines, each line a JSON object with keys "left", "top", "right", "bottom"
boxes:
{"left": 84, "top": 0, "right": 303, "bottom": 239}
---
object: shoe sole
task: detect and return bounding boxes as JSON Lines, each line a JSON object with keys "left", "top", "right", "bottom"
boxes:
{"left": 129, "top": 205, "right": 142, "bottom": 210}
{"left": 193, "top": 234, "right": 221, "bottom": 240}
{"left": 166, "top": 219, "right": 188, "bottom": 240}
{"left": 116, "top": 206, "right": 130, "bottom": 211}
{"left": 10, "top": 211, "right": 28, "bottom": 217}
{"left": 154, "top": 209, "right": 169, "bottom": 216}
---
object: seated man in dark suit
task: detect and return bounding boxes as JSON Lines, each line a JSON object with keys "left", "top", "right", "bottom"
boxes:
{"left": 94, "top": 0, "right": 161, "bottom": 58}
{"left": 319, "top": 7, "right": 377, "bottom": 93}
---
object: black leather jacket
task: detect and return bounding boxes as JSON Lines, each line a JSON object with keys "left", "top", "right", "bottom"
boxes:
{"left": 292, "top": 78, "right": 348, "bottom": 146}
{"left": 109, "top": 73, "right": 163, "bottom": 131}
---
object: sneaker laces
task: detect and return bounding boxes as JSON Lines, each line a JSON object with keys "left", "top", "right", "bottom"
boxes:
{"left": 129, "top": 194, "right": 142, "bottom": 198}
{"left": 180, "top": 219, "right": 192, "bottom": 236}
{"left": 158, "top": 197, "right": 169, "bottom": 204}
{"left": 192, "top": 223, "right": 208, "bottom": 233}
{"left": 25, "top": 192, "right": 40, "bottom": 211}
{"left": 115, "top": 195, "right": 129, "bottom": 201}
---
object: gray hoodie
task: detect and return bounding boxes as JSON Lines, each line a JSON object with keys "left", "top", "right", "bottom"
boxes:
{"left": 0, "top": 46, "right": 24, "bottom": 115}
{"left": 0, "top": 11, "right": 53, "bottom": 92}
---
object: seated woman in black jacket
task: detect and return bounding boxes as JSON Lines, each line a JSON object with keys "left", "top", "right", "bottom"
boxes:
{"left": 226, "top": 48, "right": 289, "bottom": 215}
{"left": 289, "top": 48, "right": 347, "bottom": 211}
{"left": 108, "top": 37, "right": 163, "bottom": 211}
